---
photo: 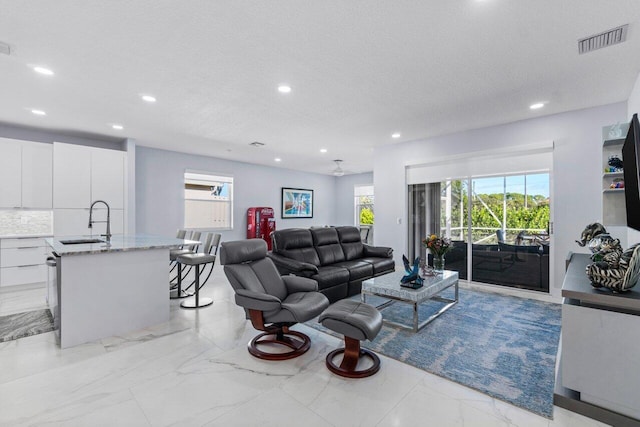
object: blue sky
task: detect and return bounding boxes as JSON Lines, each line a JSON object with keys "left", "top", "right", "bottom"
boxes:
{"left": 471, "top": 173, "right": 549, "bottom": 198}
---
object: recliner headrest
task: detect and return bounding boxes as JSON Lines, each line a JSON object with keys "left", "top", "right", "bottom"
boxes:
{"left": 272, "top": 228, "right": 313, "bottom": 251}
{"left": 336, "top": 226, "right": 361, "bottom": 243}
{"left": 220, "top": 239, "right": 267, "bottom": 265}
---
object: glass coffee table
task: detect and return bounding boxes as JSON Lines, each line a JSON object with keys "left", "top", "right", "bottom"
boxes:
{"left": 361, "top": 270, "right": 459, "bottom": 332}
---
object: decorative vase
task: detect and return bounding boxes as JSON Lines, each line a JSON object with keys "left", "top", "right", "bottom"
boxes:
{"left": 433, "top": 254, "right": 445, "bottom": 272}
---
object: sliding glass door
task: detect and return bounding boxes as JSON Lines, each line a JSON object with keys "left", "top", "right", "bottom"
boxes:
{"left": 408, "top": 172, "right": 550, "bottom": 292}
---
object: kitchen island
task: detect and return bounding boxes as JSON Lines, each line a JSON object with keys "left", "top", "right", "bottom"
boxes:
{"left": 46, "top": 235, "right": 190, "bottom": 348}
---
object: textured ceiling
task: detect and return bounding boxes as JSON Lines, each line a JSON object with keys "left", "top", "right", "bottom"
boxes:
{"left": 0, "top": 1, "right": 639, "bottom": 175}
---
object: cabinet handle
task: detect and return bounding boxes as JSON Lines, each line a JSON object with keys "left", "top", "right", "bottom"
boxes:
{"left": 17, "top": 264, "right": 40, "bottom": 268}
{"left": 16, "top": 246, "right": 39, "bottom": 250}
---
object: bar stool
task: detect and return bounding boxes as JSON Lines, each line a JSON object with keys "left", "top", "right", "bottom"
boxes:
{"left": 189, "top": 233, "right": 221, "bottom": 291}
{"left": 177, "top": 246, "right": 217, "bottom": 309}
{"left": 178, "top": 233, "right": 218, "bottom": 294}
{"left": 170, "top": 231, "right": 202, "bottom": 299}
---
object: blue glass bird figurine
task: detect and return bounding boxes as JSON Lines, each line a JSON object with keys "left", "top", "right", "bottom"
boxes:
{"left": 401, "top": 255, "right": 423, "bottom": 287}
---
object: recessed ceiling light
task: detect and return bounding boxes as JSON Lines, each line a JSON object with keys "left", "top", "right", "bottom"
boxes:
{"left": 112, "top": 124, "right": 123, "bottom": 130}
{"left": 320, "top": 148, "right": 328, "bottom": 153}
{"left": 391, "top": 132, "right": 401, "bottom": 139}
{"left": 141, "top": 95, "right": 156, "bottom": 103}
{"left": 31, "top": 109, "right": 46, "bottom": 116}
{"left": 530, "top": 102, "right": 545, "bottom": 110}
{"left": 277, "top": 85, "right": 291, "bottom": 93}
{"left": 274, "top": 157, "right": 282, "bottom": 162}
{"left": 33, "top": 66, "right": 54, "bottom": 76}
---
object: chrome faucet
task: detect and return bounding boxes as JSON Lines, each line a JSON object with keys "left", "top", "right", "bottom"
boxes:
{"left": 88, "top": 200, "right": 111, "bottom": 241}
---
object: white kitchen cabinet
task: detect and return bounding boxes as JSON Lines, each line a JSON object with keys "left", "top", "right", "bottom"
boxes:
{"left": 91, "top": 147, "right": 125, "bottom": 209}
{"left": 0, "top": 236, "right": 48, "bottom": 287}
{"left": 0, "top": 138, "right": 24, "bottom": 208}
{"left": 53, "top": 143, "right": 91, "bottom": 208}
{"left": 1, "top": 265, "right": 46, "bottom": 287}
{"left": 2, "top": 247, "right": 44, "bottom": 267}
{"left": 21, "top": 141, "right": 53, "bottom": 208}
{"left": 53, "top": 208, "right": 91, "bottom": 236}
{"left": 88, "top": 207, "right": 124, "bottom": 235}
{"left": 53, "top": 142, "right": 127, "bottom": 235}
{"left": 53, "top": 208, "right": 124, "bottom": 237}
{"left": 0, "top": 138, "right": 53, "bottom": 209}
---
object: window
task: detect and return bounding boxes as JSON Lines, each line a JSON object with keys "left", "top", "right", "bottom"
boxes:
{"left": 355, "top": 185, "right": 374, "bottom": 243}
{"left": 354, "top": 185, "right": 374, "bottom": 226}
{"left": 409, "top": 172, "right": 550, "bottom": 292}
{"left": 184, "top": 172, "right": 233, "bottom": 229}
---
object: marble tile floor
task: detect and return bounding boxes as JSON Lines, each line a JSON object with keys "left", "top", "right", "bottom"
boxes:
{"left": 0, "top": 266, "right": 609, "bottom": 427}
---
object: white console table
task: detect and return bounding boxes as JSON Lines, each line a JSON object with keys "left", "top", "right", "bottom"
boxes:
{"left": 555, "top": 253, "right": 640, "bottom": 427}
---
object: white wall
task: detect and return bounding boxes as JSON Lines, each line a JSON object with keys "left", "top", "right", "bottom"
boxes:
{"left": 629, "top": 71, "right": 640, "bottom": 120}
{"left": 135, "top": 146, "right": 339, "bottom": 241}
{"left": 334, "top": 172, "right": 373, "bottom": 226}
{"left": 374, "top": 102, "right": 627, "bottom": 300}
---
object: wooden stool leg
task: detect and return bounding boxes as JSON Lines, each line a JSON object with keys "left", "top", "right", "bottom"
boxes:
{"left": 339, "top": 336, "right": 361, "bottom": 372}
{"left": 325, "top": 336, "right": 381, "bottom": 378}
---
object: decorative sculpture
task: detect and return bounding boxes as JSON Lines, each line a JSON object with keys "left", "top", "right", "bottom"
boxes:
{"left": 576, "top": 223, "right": 640, "bottom": 292}
{"left": 575, "top": 223, "right": 607, "bottom": 247}
{"left": 586, "top": 244, "right": 640, "bottom": 292}
{"left": 401, "top": 255, "right": 423, "bottom": 289}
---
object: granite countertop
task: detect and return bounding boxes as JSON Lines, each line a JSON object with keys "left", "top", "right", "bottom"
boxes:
{"left": 0, "top": 233, "right": 53, "bottom": 239}
{"left": 45, "top": 234, "right": 195, "bottom": 256}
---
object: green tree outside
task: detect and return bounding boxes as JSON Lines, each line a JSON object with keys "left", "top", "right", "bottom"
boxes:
{"left": 444, "top": 179, "right": 549, "bottom": 243}
{"left": 360, "top": 207, "right": 374, "bottom": 225}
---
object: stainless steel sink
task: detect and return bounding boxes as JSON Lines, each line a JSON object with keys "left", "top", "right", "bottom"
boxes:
{"left": 59, "top": 238, "right": 105, "bottom": 245}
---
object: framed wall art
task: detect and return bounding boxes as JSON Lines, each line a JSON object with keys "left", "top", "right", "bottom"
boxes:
{"left": 281, "top": 187, "right": 313, "bottom": 218}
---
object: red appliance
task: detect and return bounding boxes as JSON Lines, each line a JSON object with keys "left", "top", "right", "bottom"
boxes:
{"left": 247, "top": 207, "right": 276, "bottom": 250}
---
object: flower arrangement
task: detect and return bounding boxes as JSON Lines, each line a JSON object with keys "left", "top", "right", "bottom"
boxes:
{"left": 422, "top": 234, "right": 452, "bottom": 257}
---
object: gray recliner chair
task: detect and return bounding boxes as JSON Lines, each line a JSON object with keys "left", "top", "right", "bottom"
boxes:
{"left": 220, "top": 239, "right": 330, "bottom": 360}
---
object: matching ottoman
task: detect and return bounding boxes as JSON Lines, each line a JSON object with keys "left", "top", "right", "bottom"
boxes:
{"left": 319, "top": 300, "right": 382, "bottom": 378}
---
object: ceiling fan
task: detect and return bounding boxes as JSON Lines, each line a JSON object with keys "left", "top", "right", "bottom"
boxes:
{"left": 332, "top": 159, "right": 345, "bottom": 176}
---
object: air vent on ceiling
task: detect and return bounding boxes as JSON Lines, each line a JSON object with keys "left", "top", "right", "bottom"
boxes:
{"left": 0, "top": 41, "right": 10, "bottom": 56}
{"left": 249, "top": 141, "right": 265, "bottom": 147}
{"left": 578, "top": 24, "right": 628, "bottom": 54}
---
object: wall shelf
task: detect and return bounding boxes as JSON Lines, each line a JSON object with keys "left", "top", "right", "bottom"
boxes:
{"left": 603, "top": 137, "right": 625, "bottom": 147}
{"left": 602, "top": 123, "right": 630, "bottom": 226}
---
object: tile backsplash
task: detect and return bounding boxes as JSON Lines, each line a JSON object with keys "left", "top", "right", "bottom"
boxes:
{"left": 0, "top": 210, "right": 53, "bottom": 236}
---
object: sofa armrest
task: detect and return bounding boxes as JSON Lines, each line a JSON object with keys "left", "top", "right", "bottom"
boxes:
{"left": 363, "top": 244, "right": 393, "bottom": 258}
{"left": 282, "top": 275, "right": 319, "bottom": 293}
{"left": 235, "top": 289, "right": 282, "bottom": 312}
{"left": 267, "top": 253, "right": 319, "bottom": 276}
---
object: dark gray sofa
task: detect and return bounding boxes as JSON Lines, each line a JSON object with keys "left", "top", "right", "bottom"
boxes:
{"left": 268, "top": 226, "right": 395, "bottom": 303}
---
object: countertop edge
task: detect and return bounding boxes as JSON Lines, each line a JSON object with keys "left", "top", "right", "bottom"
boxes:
{"left": 45, "top": 235, "right": 189, "bottom": 256}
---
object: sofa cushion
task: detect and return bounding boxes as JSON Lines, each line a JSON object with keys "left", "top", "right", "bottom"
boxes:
{"left": 333, "top": 260, "right": 374, "bottom": 281}
{"left": 272, "top": 228, "right": 320, "bottom": 266}
{"left": 311, "top": 227, "right": 346, "bottom": 266}
{"left": 311, "top": 265, "right": 350, "bottom": 290}
{"left": 336, "top": 226, "right": 365, "bottom": 260}
{"left": 360, "top": 257, "right": 395, "bottom": 275}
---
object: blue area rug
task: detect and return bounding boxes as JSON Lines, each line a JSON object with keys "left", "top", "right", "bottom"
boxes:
{"left": 308, "top": 288, "right": 561, "bottom": 418}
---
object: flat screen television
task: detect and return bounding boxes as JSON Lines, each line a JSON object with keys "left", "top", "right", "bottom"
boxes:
{"left": 622, "top": 113, "right": 640, "bottom": 231}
